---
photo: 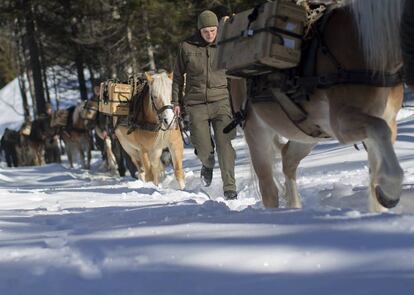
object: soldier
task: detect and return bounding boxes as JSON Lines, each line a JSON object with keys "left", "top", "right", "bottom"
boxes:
{"left": 172, "top": 10, "right": 237, "bottom": 200}
{"left": 401, "top": 0, "right": 414, "bottom": 92}
{"left": 44, "top": 103, "right": 61, "bottom": 163}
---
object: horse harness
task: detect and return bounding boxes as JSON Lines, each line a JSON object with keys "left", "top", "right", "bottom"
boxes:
{"left": 226, "top": 3, "right": 403, "bottom": 139}
{"left": 113, "top": 82, "right": 177, "bottom": 134}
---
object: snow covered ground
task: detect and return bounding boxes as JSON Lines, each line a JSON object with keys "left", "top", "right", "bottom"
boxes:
{"left": 1, "top": 78, "right": 414, "bottom": 294}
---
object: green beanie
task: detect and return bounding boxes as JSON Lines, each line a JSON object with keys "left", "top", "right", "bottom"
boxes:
{"left": 197, "top": 10, "right": 219, "bottom": 30}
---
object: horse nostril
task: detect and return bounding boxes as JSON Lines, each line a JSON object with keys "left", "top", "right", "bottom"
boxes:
{"left": 163, "top": 118, "right": 168, "bottom": 124}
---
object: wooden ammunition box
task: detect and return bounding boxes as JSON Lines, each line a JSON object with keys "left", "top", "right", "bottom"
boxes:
{"left": 215, "top": 0, "right": 306, "bottom": 77}
{"left": 99, "top": 82, "right": 131, "bottom": 116}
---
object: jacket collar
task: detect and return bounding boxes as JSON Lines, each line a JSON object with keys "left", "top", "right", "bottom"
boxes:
{"left": 186, "top": 31, "right": 217, "bottom": 47}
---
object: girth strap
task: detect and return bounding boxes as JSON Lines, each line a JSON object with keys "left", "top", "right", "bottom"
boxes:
{"left": 252, "top": 88, "right": 330, "bottom": 138}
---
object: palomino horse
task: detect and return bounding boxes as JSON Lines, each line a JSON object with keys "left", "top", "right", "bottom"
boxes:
{"left": 230, "top": 0, "right": 405, "bottom": 212}
{"left": 114, "top": 72, "right": 185, "bottom": 189}
{"left": 61, "top": 102, "right": 96, "bottom": 169}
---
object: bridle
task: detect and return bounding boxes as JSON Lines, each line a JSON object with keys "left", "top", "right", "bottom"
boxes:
{"left": 80, "top": 100, "right": 98, "bottom": 121}
{"left": 148, "top": 86, "right": 176, "bottom": 131}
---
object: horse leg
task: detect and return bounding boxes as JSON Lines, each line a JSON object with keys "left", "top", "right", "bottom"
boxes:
{"left": 40, "top": 145, "right": 45, "bottom": 165}
{"left": 365, "top": 142, "right": 388, "bottom": 212}
{"left": 168, "top": 130, "right": 185, "bottom": 189}
{"left": 104, "top": 137, "right": 118, "bottom": 173}
{"left": 282, "top": 141, "right": 316, "bottom": 208}
{"left": 78, "top": 142, "right": 86, "bottom": 169}
{"left": 148, "top": 149, "right": 163, "bottom": 186}
{"left": 66, "top": 144, "right": 74, "bottom": 168}
{"left": 331, "top": 105, "right": 403, "bottom": 211}
{"left": 244, "top": 117, "right": 282, "bottom": 208}
{"left": 85, "top": 138, "right": 92, "bottom": 170}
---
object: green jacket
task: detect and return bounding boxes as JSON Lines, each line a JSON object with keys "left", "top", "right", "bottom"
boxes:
{"left": 172, "top": 32, "right": 229, "bottom": 106}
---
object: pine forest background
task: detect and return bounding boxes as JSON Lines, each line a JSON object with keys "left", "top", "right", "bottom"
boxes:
{"left": 0, "top": 0, "right": 263, "bottom": 119}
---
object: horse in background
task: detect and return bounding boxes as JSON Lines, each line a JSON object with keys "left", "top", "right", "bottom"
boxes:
{"left": 0, "top": 128, "right": 19, "bottom": 167}
{"left": 17, "top": 116, "right": 57, "bottom": 166}
{"left": 114, "top": 72, "right": 185, "bottom": 189}
{"left": 60, "top": 101, "right": 96, "bottom": 169}
{"left": 81, "top": 93, "right": 138, "bottom": 177}
{"left": 230, "top": 0, "right": 404, "bottom": 212}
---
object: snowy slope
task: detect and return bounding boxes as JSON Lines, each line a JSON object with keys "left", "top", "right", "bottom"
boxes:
{"left": 0, "top": 78, "right": 26, "bottom": 134}
{"left": 0, "top": 70, "right": 90, "bottom": 134}
{"left": 1, "top": 127, "right": 414, "bottom": 294}
{"left": 1, "top": 78, "right": 414, "bottom": 294}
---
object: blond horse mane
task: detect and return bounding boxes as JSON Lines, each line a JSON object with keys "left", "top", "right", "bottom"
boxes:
{"left": 149, "top": 72, "right": 173, "bottom": 106}
{"left": 345, "top": 0, "right": 405, "bottom": 72}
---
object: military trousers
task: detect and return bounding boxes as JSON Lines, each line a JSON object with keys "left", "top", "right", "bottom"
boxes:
{"left": 186, "top": 99, "right": 236, "bottom": 192}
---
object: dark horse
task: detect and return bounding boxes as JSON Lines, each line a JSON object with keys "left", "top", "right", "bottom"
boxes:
{"left": 19, "top": 116, "right": 57, "bottom": 166}
{"left": 0, "top": 128, "right": 19, "bottom": 167}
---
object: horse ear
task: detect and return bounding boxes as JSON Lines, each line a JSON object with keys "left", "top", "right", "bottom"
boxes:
{"left": 145, "top": 72, "right": 154, "bottom": 83}
{"left": 167, "top": 72, "right": 173, "bottom": 80}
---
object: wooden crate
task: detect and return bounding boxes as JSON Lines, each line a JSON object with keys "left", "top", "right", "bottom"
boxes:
{"left": 99, "top": 82, "right": 131, "bottom": 116}
{"left": 215, "top": 0, "right": 306, "bottom": 77}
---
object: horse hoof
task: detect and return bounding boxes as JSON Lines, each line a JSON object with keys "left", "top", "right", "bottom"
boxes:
{"left": 375, "top": 186, "right": 400, "bottom": 209}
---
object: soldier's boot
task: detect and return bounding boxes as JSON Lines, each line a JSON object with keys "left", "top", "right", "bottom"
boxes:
{"left": 201, "top": 165, "right": 213, "bottom": 187}
{"left": 224, "top": 190, "right": 237, "bottom": 200}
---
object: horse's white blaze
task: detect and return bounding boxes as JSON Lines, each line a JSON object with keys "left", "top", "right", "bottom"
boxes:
{"left": 150, "top": 72, "right": 175, "bottom": 129}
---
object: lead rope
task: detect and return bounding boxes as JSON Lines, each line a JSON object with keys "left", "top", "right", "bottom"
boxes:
{"left": 177, "top": 115, "right": 191, "bottom": 145}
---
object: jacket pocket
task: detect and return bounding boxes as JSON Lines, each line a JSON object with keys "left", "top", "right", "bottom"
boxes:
{"left": 209, "top": 69, "right": 227, "bottom": 88}
{"left": 186, "top": 52, "right": 204, "bottom": 76}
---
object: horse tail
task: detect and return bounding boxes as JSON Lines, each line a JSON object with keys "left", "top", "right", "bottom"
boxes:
{"left": 346, "top": 0, "right": 405, "bottom": 72}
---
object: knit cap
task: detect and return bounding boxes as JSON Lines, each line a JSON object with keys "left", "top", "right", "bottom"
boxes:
{"left": 197, "top": 10, "right": 219, "bottom": 30}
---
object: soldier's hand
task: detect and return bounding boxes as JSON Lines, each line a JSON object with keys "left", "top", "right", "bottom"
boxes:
{"left": 173, "top": 105, "right": 181, "bottom": 117}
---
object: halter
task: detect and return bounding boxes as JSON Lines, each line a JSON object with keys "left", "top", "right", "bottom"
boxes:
{"left": 80, "top": 100, "right": 98, "bottom": 121}
{"left": 148, "top": 84, "right": 176, "bottom": 131}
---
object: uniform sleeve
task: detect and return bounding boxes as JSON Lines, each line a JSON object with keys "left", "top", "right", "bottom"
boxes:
{"left": 172, "top": 43, "right": 186, "bottom": 106}
{"left": 401, "top": 0, "right": 414, "bottom": 86}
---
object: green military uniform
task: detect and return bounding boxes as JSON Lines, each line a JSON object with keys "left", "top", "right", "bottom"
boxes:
{"left": 401, "top": 0, "right": 414, "bottom": 88}
{"left": 172, "top": 12, "right": 236, "bottom": 193}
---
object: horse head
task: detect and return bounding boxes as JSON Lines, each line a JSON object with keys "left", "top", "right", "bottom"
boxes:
{"left": 80, "top": 99, "right": 99, "bottom": 129}
{"left": 145, "top": 71, "right": 175, "bottom": 130}
{"left": 30, "top": 116, "right": 56, "bottom": 141}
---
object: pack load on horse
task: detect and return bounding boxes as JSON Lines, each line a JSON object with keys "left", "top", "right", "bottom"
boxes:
{"left": 215, "top": 0, "right": 306, "bottom": 77}
{"left": 99, "top": 72, "right": 185, "bottom": 189}
{"left": 50, "top": 109, "right": 70, "bottom": 128}
{"left": 98, "top": 81, "right": 132, "bottom": 116}
{"left": 59, "top": 101, "right": 97, "bottom": 169}
{"left": 216, "top": 0, "right": 405, "bottom": 212}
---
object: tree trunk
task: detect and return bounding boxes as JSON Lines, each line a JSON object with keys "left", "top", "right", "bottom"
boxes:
{"left": 75, "top": 51, "right": 88, "bottom": 100}
{"left": 143, "top": 10, "right": 156, "bottom": 71}
{"left": 127, "top": 23, "right": 139, "bottom": 75}
{"left": 23, "top": 0, "right": 46, "bottom": 116}
{"left": 18, "top": 75, "right": 30, "bottom": 120}
{"left": 14, "top": 19, "right": 31, "bottom": 120}
{"left": 38, "top": 37, "right": 50, "bottom": 103}
{"left": 87, "top": 63, "right": 95, "bottom": 89}
{"left": 52, "top": 67, "right": 60, "bottom": 109}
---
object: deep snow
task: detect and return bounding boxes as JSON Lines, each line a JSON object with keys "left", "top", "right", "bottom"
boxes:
{"left": 0, "top": 78, "right": 414, "bottom": 294}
